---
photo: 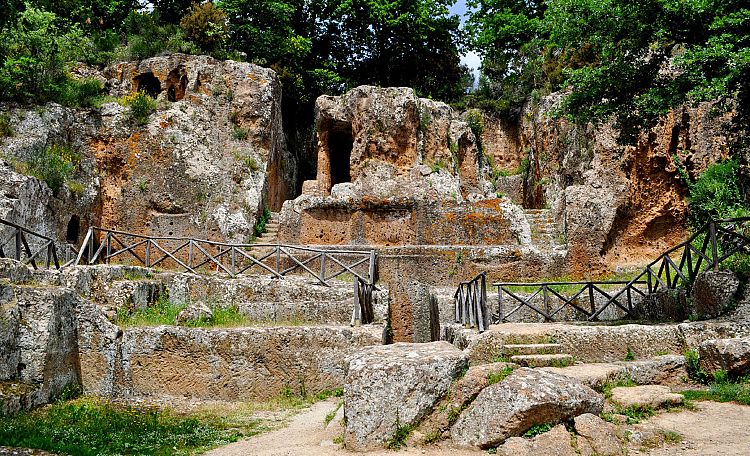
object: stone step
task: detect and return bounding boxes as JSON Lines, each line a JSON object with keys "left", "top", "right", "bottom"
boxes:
{"left": 502, "top": 343, "right": 563, "bottom": 356}
{"left": 510, "top": 353, "right": 575, "bottom": 368}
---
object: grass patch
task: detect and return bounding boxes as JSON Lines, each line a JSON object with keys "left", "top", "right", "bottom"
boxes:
{"left": 487, "top": 366, "right": 514, "bottom": 385}
{"left": 324, "top": 401, "right": 343, "bottom": 426}
{"left": 522, "top": 422, "right": 553, "bottom": 438}
{"left": 599, "top": 377, "right": 637, "bottom": 398}
{"left": 624, "top": 346, "right": 636, "bottom": 361}
{"left": 684, "top": 349, "right": 711, "bottom": 384}
{"left": 385, "top": 421, "right": 412, "bottom": 450}
{"left": 232, "top": 126, "right": 248, "bottom": 140}
{"left": 682, "top": 378, "right": 750, "bottom": 405}
{"left": 0, "top": 396, "right": 265, "bottom": 455}
{"left": 117, "top": 295, "right": 250, "bottom": 328}
{"left": 604, "top": 404, "right": 656, "bottom": 424}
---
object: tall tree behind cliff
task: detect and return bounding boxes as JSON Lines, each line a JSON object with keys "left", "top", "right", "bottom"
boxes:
{"left": 468, "top": 0, "right": 750, "bottom": 144}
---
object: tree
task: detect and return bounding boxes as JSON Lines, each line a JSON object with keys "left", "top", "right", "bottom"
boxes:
{"left": 180, "top": 2, "right": 228, "bottom": 53}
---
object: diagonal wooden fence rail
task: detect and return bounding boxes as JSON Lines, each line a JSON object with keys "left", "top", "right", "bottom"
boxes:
{"left": 453, "top": 217, "right": 750, "bottom": 324}
{"left": 0, "top": 218, "right": 79, "bottom": 269}
{"left": 75, "top": 226, "right": 378, "bottom": 324}
{"left": 491, "top": 217, "right": 750, "bottom": 322}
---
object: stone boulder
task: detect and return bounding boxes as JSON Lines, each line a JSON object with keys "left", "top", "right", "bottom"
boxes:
{"left": 451, "top": 367, "right": 603, "bottom": 449}
{"left": 633, "top": 289, "right": 689, "bottom": 321}
{"left": 343, "top": 341, "right": 468, "bottom": 451}
{"left": 175, "top": 301, "right": 213, "bottom": 325}
{"left": 699, "top": 337, "right": 750, "bottom": 377}
{"left": 573, "top": 413, "right": 623, "bottom": 456}
{"left": 691, "top": 270, "right": 740, "bottom": 319}
{"left": 495, "top": 424, "right": 577, "bottom": 456}
{"left": 610, "top": 385, "right": 683, "bottom": 409}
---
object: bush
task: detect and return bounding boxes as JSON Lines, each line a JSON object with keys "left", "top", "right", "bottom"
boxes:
{"left": 22, "top": 145, "right": 81, "bottom": 195}
{"left": 180, "top": 2, "right": 228, "bottom": 53}
{"left": 0, "top": 6, "right": 86, "bottom": 103}
{"left": 57, "top": 78, "right": 104, "bottom": 108}
{"left": 0, "top": 114, "right": 13, "bottom": 137}
{"left": 122, "top": 91, "right": 157, "bottom": 126}
{"left": 689, "top": 159, "right": 749, "bottom": 227}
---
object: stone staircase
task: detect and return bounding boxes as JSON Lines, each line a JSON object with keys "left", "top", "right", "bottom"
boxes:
{"left": 254, "top": 211, "right": 280, "bottom": 244}
{"left": 500, "top": 340, "right": 575, "bottom": 368}
{"left": 525, "top": 209, "right": 566, "bottom": 250}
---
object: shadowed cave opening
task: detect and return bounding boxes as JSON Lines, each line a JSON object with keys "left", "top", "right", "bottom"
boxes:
{"left": 328, "top": 124, "right": 353, "bottom": 190}
{"left": 133, "top": 72, "right": 161, "bottom": 98}
{"left": 66, "top": 215, "right": 80, "bottom": 244}
{"left": 166, "top": 66, "right": 188, "bottom": 102}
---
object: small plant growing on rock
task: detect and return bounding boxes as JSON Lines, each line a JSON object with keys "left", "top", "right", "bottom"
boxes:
{"left": 385, "top": 418, "right": 412, "bottom": 450}
{"left": 684, "top": 349, "right": 710, "bottom": 384}
{"left": 122, "top": 90, "right": 157, "bottom": 126}
{"left": 624, "top": 346, "right": 636, "bottom": 361}
{"left": 232, "top": 126, "right": 248, "bottom": 140}
{"left": 522, "top": 422, "right": 553, "bottom": 438}
{"left": 0, "top": 114, "right": 13, "bottom": 137}
{"left": 486, "top": 366, "right": 514, "bottom": 385}
{"left": 23, "top": 144, "right": 81, "bottom": 195}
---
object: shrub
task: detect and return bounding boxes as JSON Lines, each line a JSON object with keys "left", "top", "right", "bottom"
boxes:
{"left": 253, "top": 207, "right": 272, "bottom": 237}
{"left": 122, "top": 91, "right": 157, "bottom": 126}
{"left": 0, "top": 114, "right": 13, "bottom": 137}
{"left": 57, "top": 78, "right": 104, "bottom": 108}
{"left": 232, "top": 126, "right": 248, "bottom": 140}
{"left": 180, "top": 2, "right": 228, "bottom": 53}
{"left": 689, "top": 159, "right": 749, "bottom": 227}
{"left": 0, "top": 6, "right": 87, "bottom": 103}
{"left": 685, "top": 349, "right": 710, "bottom": 384}
{"left": 25, "top": 145, "right": 80, "bottom": 195}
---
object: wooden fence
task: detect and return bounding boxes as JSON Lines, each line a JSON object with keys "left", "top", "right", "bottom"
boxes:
{"left": 454, "top": 272, "right": 490, "bottom": 331}
{"left": 0, "top": 218, "right": 78, "bottom": 269}
{"left": 75, "top": 226, "right": 378, "bottom": 324}
{"left": 491, "top": 217, "right": 750, "bottom": 323}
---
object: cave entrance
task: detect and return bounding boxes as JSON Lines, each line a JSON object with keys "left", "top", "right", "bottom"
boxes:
{"left": 166, "top": 66, "right": 188, "bottom": 102}
{"left": 327, "top": 123, "right": 353, "bottom": 191}
{"left": 66, "top": 215, "right": 80, "bottom": 244}
{"left": 133, "top": 72, "right": 161, "bottom": 98}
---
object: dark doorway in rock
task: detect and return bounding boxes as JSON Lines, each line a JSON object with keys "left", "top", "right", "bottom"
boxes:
{"left": 66, "top": 215, "right": 80, "bottom": 244}
{"left": 133, "top": 72, "right": 161, "bottom": 98}
{"left": 166, "top": 66, "right": 188, "bottom": 102}
{"left": 328, "top": 123, "right": 353, "bottom": 189}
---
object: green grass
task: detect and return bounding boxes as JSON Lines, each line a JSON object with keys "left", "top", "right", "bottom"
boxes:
{"left": 522, "top": 422, "right": 553, "bottom": 438}
{"left": 603, "top": 404, "right": 656, "bottom": 424}
{"left": 682, "top": 377, "right": 750, "bottom": 406}
{"left": 324, "top": 401, "right": 343, "bottom": 426}
{"left": 117, "top": 296, "right": 250, "bottom": 328}
{"left": 599, "top": 377, "right": 637, "bottom": 398}
{"left": 0, "top": 397, "right": 266, "bottom": 455}
{"left": 486, "top": 366, "right": 514, "bottom": 385}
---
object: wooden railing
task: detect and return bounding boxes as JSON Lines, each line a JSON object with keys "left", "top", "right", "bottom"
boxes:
{"left": 454, "top": 272, "right": 489, "bottom": 332}
{"left": 74, "top": 227, "right": 378, "bottom": 324}
{"left": 491, "top": 217, "right": 750, "bottom": 323}
{"left": 0, "top": 218, "right": 78, "bottom": 269}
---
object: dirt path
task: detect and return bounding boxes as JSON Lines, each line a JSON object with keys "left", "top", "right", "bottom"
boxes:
{"left": 642, "top": 401, "right": 750, "bottom": 455}
{"left": 206, "top": 398, "right": 750, "bottom": 455}
{"left": 204, "top": 398, "right": 483, "bottom": 456}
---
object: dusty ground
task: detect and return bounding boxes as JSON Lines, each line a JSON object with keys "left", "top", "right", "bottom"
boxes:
{"left": 641, "top": 401, "right": 750, "bottom": 455}
{"left": 207, "top": 398, "right": 750, "bottom": 456}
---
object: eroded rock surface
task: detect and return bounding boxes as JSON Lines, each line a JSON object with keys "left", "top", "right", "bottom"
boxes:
{"left": 610, "top": 385, "right": 683, "bottom": 409}
{"left": 691, "top": 271, "right": 740, "bottom": 319}
{"left": 343, "top": 341, "right": 468, "bottom": 450}
{"left": 451, "top": 367, "right": 603, "bottom": 449}
{"left": 699, "top": 337, "right": 750, "bottom": 377}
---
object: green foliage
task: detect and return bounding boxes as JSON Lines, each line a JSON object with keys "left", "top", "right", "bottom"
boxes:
{"left": 522, "top": 422, "right": 553, "bottom": 438}
{"left": 0, "top": 5, "right": 87, "bottom": 103}
{"left": 685, "top": 349, "right": 710, "bottom": 384}
{"left": 624, "top": 346, "right": 636, "bottom": 361}
{"left": 180, "top": 2, "right": 228, "bottom": 53}
{"left": 232, "top": 126, "right": 248, "bottom": 140}
{"left": 0, "top": 114, "right": 13, "bottom": 137}
{"left": 244, "top": 156, "right": 260, "bottom": 172}
{"left": 122, "top": 91, "right": 157, "bottom": 126}
{"left": 467, "top": 0, "right": 750, "bottom": 140}
{"left": 0, "top": 396, "right": 264, "bottom": 455}
{"left": 688, "top": 159, "right": 749, "bottom": 227}
{"left": 117, "top": 295, "right": 249, "bottom": 328}
{"left": 253, "top": 207, "right": 272, "bottom": 237}
{"left": 599, "top": 377, "right": 636, "bottom": 398}
{"left": 385, "top": 419, "right": 412, "bottom": 450}
{"left": 56, "top": 78, "right": 105, "bottom": 108}
{"left": 610, "top": 404, "right": 656, "bottom": 425}
{"left": 682, "top": 376, "right": 750, "bottom": 405}
{"left": 21, "top": 144, "right": 81, "bottom": 195}
{"left": 486, "top": 366, "right": 514, "bottom": 385}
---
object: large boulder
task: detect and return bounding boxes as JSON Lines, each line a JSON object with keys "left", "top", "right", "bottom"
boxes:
{"left": 699, "top": 337, "right": 750, "bottom": 377}
{"left": 691, "top": 270, "right": 740, "bottom": 319}
{"left": 573, "top": 413, "right": 623, "bottom": 456}
{"left": 633, "top": 289, "right": 690, "bottom": 321}
{"left": 174, "top": 301, "right": 213, "bottom": 325}
{"left": 343, "top": 341, "right": 468, "bottom": 450}
{"left": 451, "top": 367, "right": 603, "bottom": 449}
